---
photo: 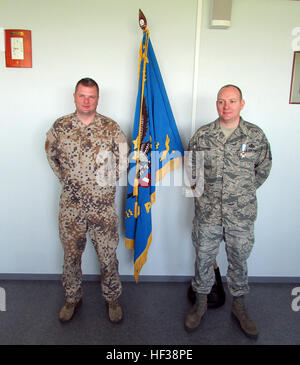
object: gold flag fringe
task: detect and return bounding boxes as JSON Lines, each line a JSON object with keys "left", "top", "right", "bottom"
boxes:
{"left": 134, "top": 232, "right": 152, "bottom": 283}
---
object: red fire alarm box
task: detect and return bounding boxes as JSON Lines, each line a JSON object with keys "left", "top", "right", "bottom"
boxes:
{"left": 5, "top": 29, "right": 32, "bottom": 68}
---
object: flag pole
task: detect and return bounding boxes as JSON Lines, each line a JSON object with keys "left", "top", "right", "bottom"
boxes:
{"left": 133, "top": 10, "right": 149, "bottom": 200}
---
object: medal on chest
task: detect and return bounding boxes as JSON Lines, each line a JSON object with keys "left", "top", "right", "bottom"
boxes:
{"left": 240, "top": 143, "right": 247, "bottom": 158}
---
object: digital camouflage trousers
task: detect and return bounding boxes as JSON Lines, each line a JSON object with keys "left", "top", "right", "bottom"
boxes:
{"left": 191, "top": 220, "right": 254, "bottom": 297}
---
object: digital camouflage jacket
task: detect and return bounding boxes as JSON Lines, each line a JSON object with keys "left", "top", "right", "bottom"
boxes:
{"left": 188, "top": 118, "right": 272, "bottom": 228}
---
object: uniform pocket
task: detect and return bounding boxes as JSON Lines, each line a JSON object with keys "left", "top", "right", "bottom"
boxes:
{"left": 238, "top": 151, "right": 256, "bottom": 187}
{"left": 237, "top": 193, "right": 257, "bottom": 222}
{"left": 203, "top": 147, "right": 217, "bottom": 179}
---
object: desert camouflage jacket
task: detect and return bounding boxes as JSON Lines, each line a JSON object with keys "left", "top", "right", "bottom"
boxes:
{"left": 188, "top": 118, "right": 272, "bottom": 228}
{"left": 45, "top": 112, "right": 128, "bottom": 201}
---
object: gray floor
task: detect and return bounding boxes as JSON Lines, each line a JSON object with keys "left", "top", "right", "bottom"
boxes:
{"left": 0, "top": 279, "right": 299, "bottom": 346}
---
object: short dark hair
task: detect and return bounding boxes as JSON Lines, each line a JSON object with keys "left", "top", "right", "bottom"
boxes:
{"left": 75, "top": 78, "right": 99, "bottom": 95}
{"left": 218, "top": 84, "right": 243, "bottom": 100}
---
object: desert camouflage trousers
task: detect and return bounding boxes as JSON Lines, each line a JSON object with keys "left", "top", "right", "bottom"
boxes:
{"left": 58, "top": 192, "right": 122, "bottom": 304}
{"left": 191, "top": 220, "right": 254, "bottom": 297}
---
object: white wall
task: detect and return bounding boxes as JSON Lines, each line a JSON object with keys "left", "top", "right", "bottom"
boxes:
{"left": 0, "top": 0, "right": 299, "bottom": 279}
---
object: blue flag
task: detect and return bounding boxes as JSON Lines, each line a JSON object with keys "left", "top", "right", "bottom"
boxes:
{"left": 125, "top": 29, "right": 184, "bottom": 282}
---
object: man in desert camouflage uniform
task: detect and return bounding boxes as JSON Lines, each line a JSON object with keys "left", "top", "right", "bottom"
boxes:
{"left": 185, "top": 85, "right": 272, "bottom": 338}
{"left": 45, "top": 78, "right": 128, "bottom": 323}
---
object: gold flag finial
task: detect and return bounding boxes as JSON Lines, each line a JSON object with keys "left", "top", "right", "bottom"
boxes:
{"left": 139, "top": 9, "right": 147, "bottom": 32}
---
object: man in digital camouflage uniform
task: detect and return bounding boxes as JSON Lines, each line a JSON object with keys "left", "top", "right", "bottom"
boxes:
{"left": 185, "top": 85, "right": 272, "bottom": 338}
{"left": 45, "top": 78, "right": 128, "bottom": 323}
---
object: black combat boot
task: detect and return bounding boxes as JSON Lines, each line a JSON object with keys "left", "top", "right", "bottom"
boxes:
{"left": 232, "top": 295, "right": 259, "bottom": 339}
{"left": 184, "top": 293, "right": 207, "bottom": 332}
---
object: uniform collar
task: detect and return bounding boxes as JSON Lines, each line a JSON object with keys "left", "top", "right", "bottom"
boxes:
{"left": 210, "top": 117, "right": 247, "bottom": 143}
{"left": 237, "top": 117, "right": 248, "bottom": 136}
{"left": 71, "top": 112, "right": 102, "bottom": 128}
